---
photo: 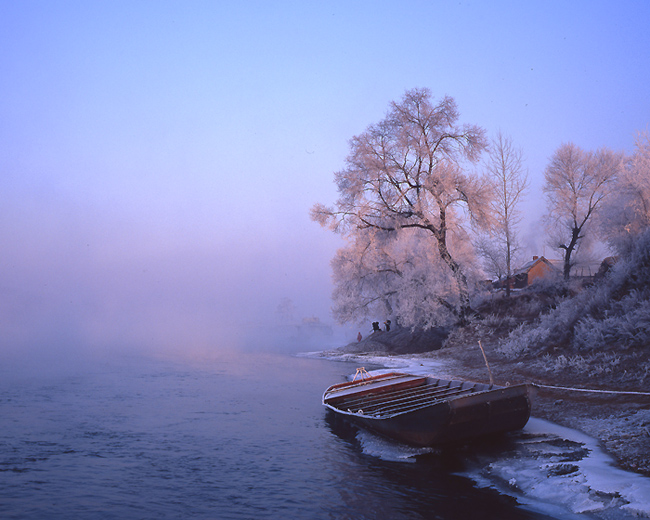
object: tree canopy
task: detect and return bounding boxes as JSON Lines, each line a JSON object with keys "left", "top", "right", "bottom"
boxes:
{"left": 543, "top": 143, "right": 623, "bottom": 279}
{"left": 476, "top": 132, "right": 528, "bottom": 295}
{"left": 312, "top": 88, "right": 489, "bottom": 326}
{"left": 599, "top": 130, "right": 650, "bottom": 254}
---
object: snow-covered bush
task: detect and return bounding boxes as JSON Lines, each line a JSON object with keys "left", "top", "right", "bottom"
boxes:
{"left": 573, "top": 296, "right": 650, "bottom": 351}
{"left": 498, "top": 321, "right": 551, "bottom": 358}
{"left": 497, "top": 228, "right": 650, "bottom": 362}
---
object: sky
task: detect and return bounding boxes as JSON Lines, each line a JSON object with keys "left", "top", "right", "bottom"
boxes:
{"left": 1, "top": 1, "right": 649, "bottom": 358}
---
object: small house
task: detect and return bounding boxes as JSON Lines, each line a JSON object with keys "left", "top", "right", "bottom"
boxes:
{"left": 509, "top": 256, "right": 558, "bottom": 288}
{"left": 492, "top": 255, "right": 616, "bottom": 290}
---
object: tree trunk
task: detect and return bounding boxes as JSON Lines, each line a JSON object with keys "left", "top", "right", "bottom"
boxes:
{"left": 562, "top": 226, "right": 581, "bottom": 280}
{"left": 436, "top": 238, "right": 471, "bottom": 323}
{"left": 505, "top": 234, "right": 512, "bottom": 298}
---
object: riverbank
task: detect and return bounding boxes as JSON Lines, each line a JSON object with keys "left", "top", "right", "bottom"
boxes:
{"left": 319, "top": 330, "right": 650, "bottom": 478}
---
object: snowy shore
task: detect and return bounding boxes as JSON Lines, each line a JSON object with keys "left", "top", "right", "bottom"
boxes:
{"left": 302, "top": 346, "right": 650, "bottom": 519}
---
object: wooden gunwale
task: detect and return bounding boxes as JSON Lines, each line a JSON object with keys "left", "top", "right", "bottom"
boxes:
{"left": 324, "top": 375, "right": 427, "bottom": 402}
{"left": 324, "top": 372, "right": 410, "bottom": 392}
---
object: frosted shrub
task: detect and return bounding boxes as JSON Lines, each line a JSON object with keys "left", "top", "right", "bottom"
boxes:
{"left": 540, "top": 352, "right": 621, "bottom": 377}
{"left": 554, "top": 355, "right": 588, "bottom": 372}
{"left": 514, "top": 297, "right": 547, "bottom": 318}
{"left": 574, "top": 297, "right": 650, "bottom": 351}
{"left": 526, "top": 275, "right": 569, "bottom": 297}
{"left": 569, "top": 228, "right": 650, "bottom": 353}
{"left": 498, "top": 228, "right": 650, "bottom": 366}
{"left": 480, "top": 313, "right": 519, "bottom": 331}
{"left": 496, "top": 289, "right": 587, "bottom": 359}
{"left": 497, "top": 322, "right": 551, "bottom": 358}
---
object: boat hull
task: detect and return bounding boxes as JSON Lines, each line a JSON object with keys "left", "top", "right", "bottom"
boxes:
{"left": 323, "top": 373, "right": 531, "bottom": 447}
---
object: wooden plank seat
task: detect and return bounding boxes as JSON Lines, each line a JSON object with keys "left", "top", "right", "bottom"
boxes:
{"left": 339, "top": 380, "right": 454, "bottom": 411}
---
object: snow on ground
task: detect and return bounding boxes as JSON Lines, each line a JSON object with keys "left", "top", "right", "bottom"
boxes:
{"left": 300, "top": 350, "right": 454, "bottom": 377}
{"left": 470, "top": 418, "right": 650, "bottom": 519}
{"left": 304, "top": 350, "right": 650, "bottom": 519}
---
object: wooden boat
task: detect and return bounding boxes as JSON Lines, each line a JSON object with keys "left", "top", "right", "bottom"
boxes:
{"left": 322, "top": 371, "right": 532, "bottom": 447}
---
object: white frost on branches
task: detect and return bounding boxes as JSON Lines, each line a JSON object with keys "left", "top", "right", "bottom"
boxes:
{"left": 311, "top": 88, "right": 489, "bottom": 327}
{"left": 330, "top": 226, "right": 481, "bottom": 329}
{"left": 476, "top": 132, "right": 528, "bottom": 292}
{"left": 600, "top": 130, "right": 650, "bottom": 253}
{"left": 543, "top": 143, "right": 623, "bottom": 279}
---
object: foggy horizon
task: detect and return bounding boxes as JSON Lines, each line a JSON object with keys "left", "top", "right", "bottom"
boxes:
{"left": 1, "top": 2, "right": 649, "bottom": 359}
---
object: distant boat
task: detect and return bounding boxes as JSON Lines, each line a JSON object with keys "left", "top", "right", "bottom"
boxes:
{"left": 322, "top": 371, "right": 532, "bottom": 447}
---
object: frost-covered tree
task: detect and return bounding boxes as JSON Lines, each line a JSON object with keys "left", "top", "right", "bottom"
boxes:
{"left": 312, "top": 88, "right": 489, "bottom": 324}
{"left": 543, "top": 143, "right": 622, "bottom": 280}
{"left": 600, "top": 130, "right": 650, "bottom": 254}
{"left": 330, "top": 226, "right": 480, "bottom": 329}
{"left": 476, "top": 132, "right": 528, "bottom": 296}
{"left": 329, "top": 228, "right": 402, "bottom": 325}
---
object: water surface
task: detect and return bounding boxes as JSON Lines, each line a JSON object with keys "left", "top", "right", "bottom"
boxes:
{"left": 1, "top": 350, "right": 575, "bottom": 519}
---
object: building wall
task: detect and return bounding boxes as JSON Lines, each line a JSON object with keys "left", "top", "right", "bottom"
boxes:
{"left": 527, "top": 261, "right": 554, "bottom": 284}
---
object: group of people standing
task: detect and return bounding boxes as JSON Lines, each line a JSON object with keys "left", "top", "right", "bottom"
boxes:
{"left": 357, "top": 320, "right": 391, "bottom": 342}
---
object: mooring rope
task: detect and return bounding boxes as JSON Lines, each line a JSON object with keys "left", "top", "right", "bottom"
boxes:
{"left": 531, "top": 382, "right": 650, "bottom": 397}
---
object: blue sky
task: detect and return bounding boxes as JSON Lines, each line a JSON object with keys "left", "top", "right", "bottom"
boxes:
{"left": 1, "top": 1, "right": 649, "bottom": 356}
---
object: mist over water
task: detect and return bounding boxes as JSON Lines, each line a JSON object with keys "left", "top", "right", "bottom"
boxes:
{"left": 0, "top": 190, "right": 345, "bottom": 366}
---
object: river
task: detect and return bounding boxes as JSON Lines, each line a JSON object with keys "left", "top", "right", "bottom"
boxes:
{"left": 1, "top": 348, "right": 644, "bottom": 519}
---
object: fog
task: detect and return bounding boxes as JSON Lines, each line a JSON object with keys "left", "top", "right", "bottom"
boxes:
{"left": 2, "top": 2, "right": 649, "bottom": 368}
{"left": 0, "top": 193, "right": 345, "bottom": 366}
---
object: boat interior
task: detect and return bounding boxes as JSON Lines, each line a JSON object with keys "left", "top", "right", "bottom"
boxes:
{"left": 324, "top": 373, "right": 496, "bottom": 418}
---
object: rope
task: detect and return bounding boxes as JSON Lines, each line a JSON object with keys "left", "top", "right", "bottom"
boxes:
{"left": 532, "top": 382, "right": 650, "bottom": 397}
